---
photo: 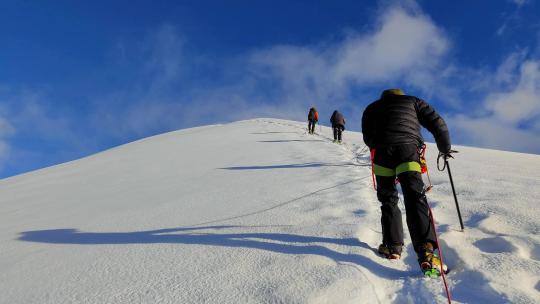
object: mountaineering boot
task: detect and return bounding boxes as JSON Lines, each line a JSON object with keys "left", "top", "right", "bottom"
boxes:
{"left": 418, "top": 242, "right": 435, "bottom": 270}
{"left": 418, "top": 242, "right": 448, "bottom": 277}
{"left": 378, "top": 244, "right": 402, "bottom": 259}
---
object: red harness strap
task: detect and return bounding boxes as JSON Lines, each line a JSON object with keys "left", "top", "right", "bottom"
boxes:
{"left": 370, "top": 148, "right": 377, "bottom": 191}
{"left": 420, "top": 145, "right": 433, "bottom": 192}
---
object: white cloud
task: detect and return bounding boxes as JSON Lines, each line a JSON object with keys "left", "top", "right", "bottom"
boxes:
{"left": 91, "top": 5, "right": 539, "bottom": 155}
{"left": 90, "top": 25, "right": 190, "bottom": 137}
{"left": 249, "top": 7, "right": 449, "bottom": 94}
{"left": 533, "top": 118, "right": 540, "bottom": 131}
{"left": 486, "top": 60, "right": 540, "bottom": 124}
{"left": 497, "top": 24, "right": 508, "bottom": 37}
{"left": 0, "top": 87, "right": 86, "bottom": 173}
{"left": 333, "top": 8, "right": 448, "bottom": 85}
{"left": 451, "top": 115, "right": 540, "bottom": 153}
{"left": 511, "top": 0, "right": 528, "bottom": 7}
{"left": 142, "top": 25, "right": 186, "bottom": 88}
{"left": 8, "top": 90, "right": 75, "bottom": 142}
{"left": 0, "top": 142, "right": 10, "bottom": 166}
{"left": 228, "top": 6, "right": 449, "bottom": 123}
{"left": 497, "top": 0, "right": 529, "bottom": 36}
{"left": 0, "top": 117, "right": 15, "bottom": 138}
{"left": 0, "top": 116, "right": 15, "bottom": 169}
{"left": 230, "top": 5, "right": 451, "bottom": 126}
{"left": 91, "top": 6, "right": 451, "bottom": 139}
{"left": 493, "top": 51, "right": 527, "bottom": 85}
{"left": 450, "top": 53, "right": 540, "bottom": 153}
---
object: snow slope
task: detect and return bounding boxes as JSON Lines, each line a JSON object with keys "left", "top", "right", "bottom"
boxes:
{"left": 1, "top": 118, "right": 539, "bottom": 304}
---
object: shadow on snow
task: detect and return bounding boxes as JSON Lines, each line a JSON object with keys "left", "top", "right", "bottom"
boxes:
{"left": 18, "top": 225, "right": 415, "bottom": 280}
{"left": 249, "top": 132, "right": 299, "bottom": 135}
{"left": 220, "top": 162, "right": 360, "bottom": 170}
{"left": 257, "top": 140, "right": 324, "bottom": 143}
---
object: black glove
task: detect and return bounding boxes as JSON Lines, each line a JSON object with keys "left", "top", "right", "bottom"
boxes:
{"left": 440, "top": 149, "right": 458, "bottom": 160}
{"left": 437, "top": 149, "right": 458, "bottom": 171}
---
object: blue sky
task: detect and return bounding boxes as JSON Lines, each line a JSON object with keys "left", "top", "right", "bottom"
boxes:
{"left": 1, "top": 0, "right": 540, "bottom": 178}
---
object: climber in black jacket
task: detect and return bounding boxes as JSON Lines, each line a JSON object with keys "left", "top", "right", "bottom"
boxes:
{"left": 362, "top": 88, "right": 452, "bottom": 272}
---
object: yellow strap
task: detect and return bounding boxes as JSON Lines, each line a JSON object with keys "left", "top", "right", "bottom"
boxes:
{"left": 374, "top": 161, "right": 422, "bottom": 177}
{"left": 396, "top": 161, "right": 422, "bottom": 175}
{"left": 373, "top": 164, "right": 395, "bottom": 177}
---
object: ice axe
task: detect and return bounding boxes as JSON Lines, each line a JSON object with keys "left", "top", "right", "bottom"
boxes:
{"left": 438, "top": 150, "right": 464, "bottom": 231}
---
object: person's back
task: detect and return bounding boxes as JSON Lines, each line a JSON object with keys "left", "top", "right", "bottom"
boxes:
{"left": 330, "top": 110, "right": 345, "bottom": 128}
{"left": 362, "top": 89, "right": 449, "bottom": 152}
{"left": 307, "top": 107, "right": 318, "bottom": 134}
{"left": 361, "top": 88, "right": 451, "bottom": 275}
{"left": 330, "top": 110, "right": 346, "bottom": 142}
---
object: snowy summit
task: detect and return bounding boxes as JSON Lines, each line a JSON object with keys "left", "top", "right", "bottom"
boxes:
{"left": 1, "top": 119, "right": 539, "bottom": 303}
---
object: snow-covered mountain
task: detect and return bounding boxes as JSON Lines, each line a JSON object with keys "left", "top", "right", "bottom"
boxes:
{"left": 1, "top": 118, "right": 539, "bottom": 303}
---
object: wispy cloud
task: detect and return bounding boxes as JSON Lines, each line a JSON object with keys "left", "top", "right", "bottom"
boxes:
{"left": 0, "top": 117, "right": 15, "bottom": 137}
{"left": 486, "top": 60, "right": 540, "bottom": 124}
{"left": 0, "top": 86, "right": 87, "bottom": 175}
{"left": 511, "top": 0, "right": 528, "bottom": 7}
{"left": 0, "top": 88, "right": 77, "bottom": 142}
{"left": 497, "top": 0, "right": 530, "bottom": 36}
{"left": 89, "top": 25, "right": 189, "bottom": 138}
{"left": 0, "top": 115, "right": 15, "bottom": 168}
{"left": 93, "top": 4, "right": 450, "bottom": 140}
{"left": 452, "top": 115, "right": 540, "bottom": 153}
{"left": 450, "top": 51, "right": 540, "bottom": 152}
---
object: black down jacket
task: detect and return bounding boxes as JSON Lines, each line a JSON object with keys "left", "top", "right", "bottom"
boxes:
{"left": 361, "top": 94, "right": 450, "bottom": 153}
{"left": 330, "top": 110, "right": 346, "bottom": 129}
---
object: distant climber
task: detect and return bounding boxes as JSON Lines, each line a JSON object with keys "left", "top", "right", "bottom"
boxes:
{"left": 361, "top": 88, "right": 453, "bottom": 274}
{"left": 330, "top": 110, "right": 346, "bottom": 143}
{"left": 307, "top": 107, "right": 318, "bottom": 134}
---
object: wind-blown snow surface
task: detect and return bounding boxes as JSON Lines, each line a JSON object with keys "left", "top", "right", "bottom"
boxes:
{"left": 1, "top": 119, "right": 539, "bottom": 304}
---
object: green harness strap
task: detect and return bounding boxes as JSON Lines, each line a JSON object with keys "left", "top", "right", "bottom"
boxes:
{"left": 373, "top": 161, "right": 421, "bottom": 177}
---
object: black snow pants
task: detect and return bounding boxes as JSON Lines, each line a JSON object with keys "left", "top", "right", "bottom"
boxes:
{"left": 333, "top": 125, "right": 344, "bottom": 141}
{"left": 308, "top": 120, "right": 317, "bottom": 134}
{"left": 373, "top": 144, "right": 436, "bottom": 253}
